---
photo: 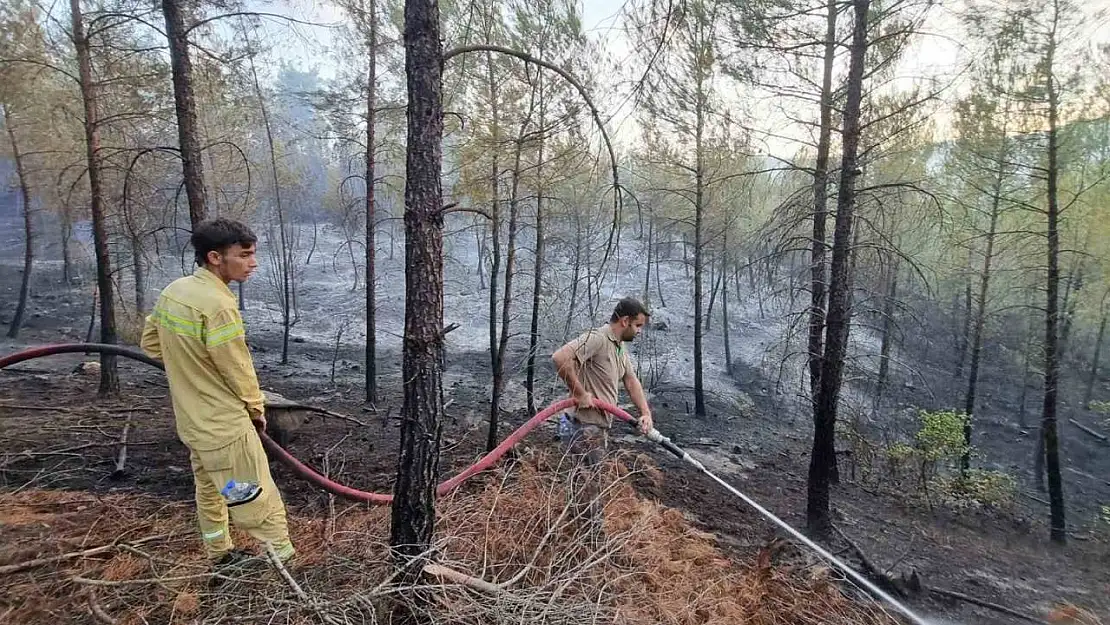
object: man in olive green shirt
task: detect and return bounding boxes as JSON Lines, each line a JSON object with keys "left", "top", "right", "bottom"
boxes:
{"left": 551, "top": 298, "right": 654, "bottom": 538}
{"left": 141, "top": 218, "right": 293, "bottom": 569}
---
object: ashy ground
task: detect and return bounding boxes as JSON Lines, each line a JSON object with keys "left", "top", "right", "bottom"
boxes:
{"left": 1, "top": 203, "right": 1108, "bottom": 624}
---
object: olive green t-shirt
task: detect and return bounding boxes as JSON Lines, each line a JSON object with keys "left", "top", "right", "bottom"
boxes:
{"left": 565, "top": 325, "right": 633, "bottom": 427}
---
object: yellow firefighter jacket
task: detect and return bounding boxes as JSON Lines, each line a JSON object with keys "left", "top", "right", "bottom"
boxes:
{"left": 140, "top": 267, "right": 265, "bottom": 451}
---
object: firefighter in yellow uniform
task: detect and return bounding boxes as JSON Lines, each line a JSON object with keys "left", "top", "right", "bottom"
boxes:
{"left": 140, "top": 218, "right": 294, "bottom": 568}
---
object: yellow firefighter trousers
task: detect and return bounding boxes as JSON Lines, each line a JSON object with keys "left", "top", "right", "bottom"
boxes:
{"left": 188, "top": 427, "right": 294, "bottom": 562}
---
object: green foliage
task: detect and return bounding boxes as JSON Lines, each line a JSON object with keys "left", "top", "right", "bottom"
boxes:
{"left": 880, "top": 409, "right": 1015, "bottom": 510}
{"left": 1090, "top": 401, "right": 1110, "bottom": 429}
{"left": 882, "top": 409, "right": 969, "bottom": 486}
{"left": 1089, "top": 400, "right": 1110, "bottom": 414}
{"left": 885, "top": 442, "right": 916, "bottom": 463}
{"left": 914, "top": 409, "right": 971, "bottom": 464}
{"left": 931, "top": 470, "right": 1017, "bottom": 510}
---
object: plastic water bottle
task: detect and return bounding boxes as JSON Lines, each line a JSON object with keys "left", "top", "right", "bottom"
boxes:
{"left": 557, "top": 413, "right": 575, "bottom": 439}
{"left": 221, "top": 479, "right": 262, "bottom": 506}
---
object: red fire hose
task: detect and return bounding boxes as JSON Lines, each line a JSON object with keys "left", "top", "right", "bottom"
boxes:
{"left": 0, "top": 343, "right": 636, "bottom": 504}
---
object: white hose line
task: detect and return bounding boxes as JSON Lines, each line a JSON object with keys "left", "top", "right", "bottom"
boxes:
{"left": 646, "top": 428, "right": 933, "bottom": 625}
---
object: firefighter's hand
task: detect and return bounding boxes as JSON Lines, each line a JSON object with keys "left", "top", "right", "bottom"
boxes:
{"left": 573, "top": 391, "right": 595, "bottom": 410}
{"left": 639, "top": 411, "right": 654, "bottom": 435}
{"left": 252, "top": 413, "right": 267, "bottom": 431}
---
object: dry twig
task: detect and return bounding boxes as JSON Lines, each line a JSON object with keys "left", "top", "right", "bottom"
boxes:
{"left": 0, "top": 534, "right": 168, "bottom": 576}
{"left": 86, "top": 589, "right": 119, "bottom": 624}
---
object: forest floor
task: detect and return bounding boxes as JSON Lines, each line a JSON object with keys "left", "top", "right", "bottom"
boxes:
{"left": 1, "top": 259, "right": 1108, "bottom": 625}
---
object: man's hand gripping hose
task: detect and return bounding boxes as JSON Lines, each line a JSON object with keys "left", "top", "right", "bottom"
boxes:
{"left": 1, "top": 342, "right": 932, "bottom": 625}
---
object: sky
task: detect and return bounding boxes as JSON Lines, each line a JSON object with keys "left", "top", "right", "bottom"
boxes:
{"left": 253, "top": 0, "right": 1110, "bottom": 159}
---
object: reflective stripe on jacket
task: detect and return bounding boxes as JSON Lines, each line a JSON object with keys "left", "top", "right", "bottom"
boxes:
{"left": 140, "top": 267, "right": 263, "bottom": 451}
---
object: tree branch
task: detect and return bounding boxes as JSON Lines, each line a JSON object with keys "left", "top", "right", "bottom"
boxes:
{"left": 185, "top": 12, "right": 338, "bottom": 35}
{"left": 443, "top": 43, "right": 622, "bottom": 277}
{"left": 0, "top": 58, "right": 80, "bottom": 84}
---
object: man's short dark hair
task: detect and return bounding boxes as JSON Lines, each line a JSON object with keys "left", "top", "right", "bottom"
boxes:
{"left": 610, "top": 297, "right": 650, "bottom": 323}
{"left": 191, "top": 218, "right": 257, "bottom": 266}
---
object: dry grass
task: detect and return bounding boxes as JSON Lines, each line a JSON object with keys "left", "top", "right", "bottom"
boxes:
{"left": 0, "top": 449, "right": 968, "bottom": 624}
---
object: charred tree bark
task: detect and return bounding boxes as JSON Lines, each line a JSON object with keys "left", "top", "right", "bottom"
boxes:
{"left": 706, "top": 257, "right": 722, "bottom": 332}
{"left": 161, "top": 0, "right": 207, "bottom": 227}
{"left": 61, "top": 205, "right": 74, "bottom": 283}
{"left": 490, "top": 120, "right": 530, "bottom": 451}
{"left": 86, "top": 287, "right": 97, "bottom": 343}
{"left": 1019, "top": 315, "right": 1034, "bottom": 427}
{"left": 643, "top": 218, "right": 652, "bottom": 306}
{"left": 1059, "top": 265, "right": 1082, "bottom": 360}
{"left": 1083, "top": 311, "right": 1106, "bottom": 409}
{"left": 390, "top": 0, "right": 445, "bottom": 569}
{"left": 485, "top": 46, "right": 503, "bottom": 447}
{"left": 682, "top": 232, "right": 690, "bottom": 279}
{"left": 955, "top": 252, "right": 973, "bottom": 379}
{"left": 365, "top": 0, "right": 379, "bottom": 403}
{"left": 692, "top": 62, "right": 707, "bottom": 418}
{"left": 4, "top": 105, "right": 33, "bottom": 339}
{"left": 808, "top": 0, "right": 837, "bottom": 403}
{"left": 961, "top": 145, "right": 1005, "bottom": 474}
{"left": 874, "top": 257, "right": 899, "bottom": 409}
{"left": 132, "top": 236, "right": 145, "bottom": 314}
{"left": 476, "top": 228, "right": 486, "bottom": 288}
{"left": 1042, "top": 26, "right": 1066, "bottom": 544}
{"left": 722, "top": 240, "right": 732, "bottom": 377}
{"left": 248, "top": 52, "right": 293, "bottom": 365}
{"left": 525, "top": 71, "right": 547, "bottom": 417}
{"left": 654, "top": 231, "right": 666, "bottom": 308}
{"left": 807, "top": 0, "right": 869, "bottom": 537}
{"left": 564, "top": 214, "right": 582, "bottom": 341}
{"left": 71, "top": 0, "right": 118, "bottom": 395}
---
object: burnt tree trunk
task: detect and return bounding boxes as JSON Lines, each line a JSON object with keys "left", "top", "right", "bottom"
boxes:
{"left": 808, "top": 0, "right": 837, "bottom": 403}
{"left": 61, "top": 205, "right": 74, "bottom": 283}
{"left": 1083, "top": 311, "right": 1107, "bottom": 409}
{"left": 564, "top": 214, "right": 582, "bottom": 341}
{"left": 655, "top": 220, "right": 666, "bottom": 308}
{"left": 476, "top": 228, "right": 486, "bottom": 288}
{"left": 807, "top": 0, "right": 869, "bottom": 537}
{"left": 132, "top": 236, "right": 146, "bottom": 314}
{"left": 490, "top": 121, "right": 531, "bottom": 451}
{"left": 682, "top": 232, "right": 690, "bottom": 279}
{"left": 706, "top": 256, "right": 722, "bottom": 332}
{"left": 4, "top": 105, "right": 33, "bottom": 339}
{"left": 1059, "top": 265, "right": 1083, "bottom": 360}
{"left": 722, "top": 239, "right": 732, "bottom": 377}
{"left": 961, "top": 143, "right": 1005, "bottom": 474}
{"left": 390, "top": 0, "right": 445, "bottom": 568}
{"left": 71, "top": 0, "right": 119, "bottom": 395}
{"left": 248, "top": 53, "right": 293, "bottom": 365}
{"left": 955, "top": 251, "right": 973, "bottom": 379}
{"left": 161, "top": 0, "right": 207, "bottom": 227}
{"left": 1042, "top": 29, "right": 1066, "bottom": 544}
{"left": 874, "top": 257, "right": 899, "bottom": 409}
{"left": 485, "top": 46, "right": 503, "bottom": 445}
{"left": 525, "top": 70, "right": 546, "bottom": 417}
{"left": 365, "top": 0, "right": 379, "bottom": 403}
{"left": 692, "top": 60, "right": 707, "bottom": 418}
{"left": 643, "top": 216, "right": 653, "bottom": 307}
{"left": 1019, "top": 315, "right": 1034, "bottom": 427}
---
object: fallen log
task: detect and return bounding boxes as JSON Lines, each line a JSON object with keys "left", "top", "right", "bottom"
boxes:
{"left": 832, "top": 524, "right": 904, "bottom": 597}
{"left": 86, "top": 589, "right": 119, "bottom": 625}
{"left": 1068, "top": 418, "right": 1108, "bottom": 443}
{"left": 926, "top": 586, "right": 1042, "bottom": 624}
{"left": 423, "top": 563, "right": 502, "bottom": 594}
{"left": 1066, "top": 466, "right": 1110, "bottom": 487}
